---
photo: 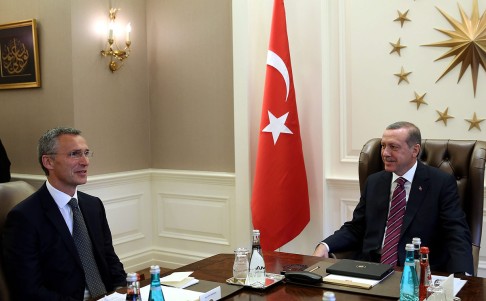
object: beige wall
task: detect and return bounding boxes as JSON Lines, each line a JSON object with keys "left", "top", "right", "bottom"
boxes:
{"left": 0, "top": 0, "right": 234, "bottom": 175}
{"left": 147, "top": 0, "right": 235, "bottom": 172}
{"left": 0, "top": 0, "right": 74, "bottom": 174}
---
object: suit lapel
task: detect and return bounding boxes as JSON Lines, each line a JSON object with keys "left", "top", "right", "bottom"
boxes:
{"left": 376, "top": 172, "right": 393, "bottom": 218}
{"left": 401, "top": 161, "right": 429, "bottom": 234}
{"left": 39, "top": 185, "right": 83, "bottom": 267}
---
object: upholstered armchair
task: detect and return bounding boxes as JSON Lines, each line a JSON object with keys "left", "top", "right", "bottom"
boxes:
{"left": 0, "top": 181, "right": 36, "bottom": 301}
{"left": 353, "top": 138, "right": 486, "bottom": 276}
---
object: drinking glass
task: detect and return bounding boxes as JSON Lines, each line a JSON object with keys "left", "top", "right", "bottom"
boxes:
{"left": 233, "top": 247, "right": 249, "bottom": 284}
{"left": 426, "top": 285, "right": 447, "bottom": 301}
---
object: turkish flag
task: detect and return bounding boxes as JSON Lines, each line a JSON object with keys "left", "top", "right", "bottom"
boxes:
{"left": 251, "top": 0, "right": 310, "bottom": 251}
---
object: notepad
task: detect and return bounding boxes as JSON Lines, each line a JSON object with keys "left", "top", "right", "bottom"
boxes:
{"left": 326, "top": 259, "right": 394, "bottom": 280}
{"left": 322, "top": 273, "right": 382, "bottom": 289}
{"left": 160, "top": 271, "right": 199, "bottom": 289}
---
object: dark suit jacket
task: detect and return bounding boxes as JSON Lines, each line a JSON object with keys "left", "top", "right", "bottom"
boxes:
{"left": 323, "top": 161, "right": 473, "bottom": 274}
{"left": 2, "top": 184, "right": 126, "bottom": 301}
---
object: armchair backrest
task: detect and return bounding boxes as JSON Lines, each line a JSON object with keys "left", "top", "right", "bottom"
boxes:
{"left": 0, "top": 181, "right": 36, "bottom": 301}
{"left": 358, "top": 138, "right": 486, "bottom": 276}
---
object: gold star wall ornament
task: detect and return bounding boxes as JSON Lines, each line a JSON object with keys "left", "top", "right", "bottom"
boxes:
{"left": 435, "top": 107, "right": 454, "bottom": 125}
{"left": 465, "top": 112, "right": 486, "bottom": 131}
{"left": 410, "top": 92, "right": 427, "bottom": 110}
{"left": 390, "top": 38, "right": 406, "bottom": 56}
{"left": 394, "top": 10, "right": 411, "bottom": 27}
{"left": 423, "top": 0, "right": 486, "bottom": 96}
{"left": 394, "top": 66, "right": 412, "bottom": 84}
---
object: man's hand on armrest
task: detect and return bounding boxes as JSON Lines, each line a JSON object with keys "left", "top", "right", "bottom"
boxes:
{"left": 312, "top": 243, "right": 329, "bottom": 258}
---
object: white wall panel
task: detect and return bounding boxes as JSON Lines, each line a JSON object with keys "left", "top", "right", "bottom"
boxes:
{"left": 151, "top": 170, "right": 237, "bottom": 265}
{"left": 104, "top": 194, "right": 145, "bottom": 244}
{"left": 157, "top": 193, "right": 230, "bottom": 245}
{"left": 325, "top": 178, "right": 360, "bottom": 238}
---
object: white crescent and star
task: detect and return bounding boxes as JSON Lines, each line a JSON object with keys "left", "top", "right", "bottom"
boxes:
{"left": 263, "top": 111, "right": 293, "bottom": 145}
{"left": 263, "top": 50, "right": 294, "bottom": 145}
{"left": 267, "top": 50, "right": 290, "bottom": 101}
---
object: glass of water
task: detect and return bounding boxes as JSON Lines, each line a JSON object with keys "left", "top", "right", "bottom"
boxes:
{"left": 233, "top": 247, "right": 249, "bottom": 284}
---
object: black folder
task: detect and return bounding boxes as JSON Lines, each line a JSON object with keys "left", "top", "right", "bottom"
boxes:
{"left": 326, "top": 259, "right": 394, "bottom": 280}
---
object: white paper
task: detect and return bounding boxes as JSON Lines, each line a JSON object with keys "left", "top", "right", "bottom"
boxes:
{"left": 101, "top": 292, "right": 125, "bottom": 301}
{"left": 141, "top": 284, "right": 203, "bottom": 301}
{"left": 199, "top": 286, "right": 221, "bottom": 301}
{"left": 430, "top": 274, "right": 467, "bottom": 298}
{"left": 160, "top": 272, "right": 199, "bottom": 288}
{"left": 101, "top": 284, "right": 203, "bottom": 301}
{"left": 160, "top": 271, "right": 194, "bottom": 282}
{"left": 323, "top": 274, "right": 381, "bottom": 288}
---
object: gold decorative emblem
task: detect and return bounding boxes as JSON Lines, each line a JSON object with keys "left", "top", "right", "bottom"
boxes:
{"left": 389, "top": 1, "right": 486, "bottom": 131}
{"left": 423, "top": 0, "right": 486, "bottom": 96}
{"left": 1, "top": 38, "right": 29, "bottom": 75}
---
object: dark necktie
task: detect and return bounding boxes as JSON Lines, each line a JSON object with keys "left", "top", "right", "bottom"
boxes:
{"left": 68, "top": 198, "right": 107, "bottom": 298}
{"left": 381, "top": 177, "right": 407, "bottom": 266}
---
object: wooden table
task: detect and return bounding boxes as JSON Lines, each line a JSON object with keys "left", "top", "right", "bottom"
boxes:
{"left": 167, "top": 251, "right": 485, "bottom": 301}
{"left": 97, "top": 251, "right": 485, "bottom": 300}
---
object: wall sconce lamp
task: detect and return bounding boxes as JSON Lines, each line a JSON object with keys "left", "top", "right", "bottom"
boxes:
{"left": 100, "top": 8, "right": 131, "bottom": 72}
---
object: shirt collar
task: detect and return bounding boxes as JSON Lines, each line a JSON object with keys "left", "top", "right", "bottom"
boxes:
{"left": 392, "top": 160, "right": 417, "bottom": 184}
{"left": 46, "top": 180, "right": 79, "bottom": 209}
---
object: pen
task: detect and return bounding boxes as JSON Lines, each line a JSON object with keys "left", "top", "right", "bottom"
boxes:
{"left": 309, "top": 266, "right": 320, "bottom": 273}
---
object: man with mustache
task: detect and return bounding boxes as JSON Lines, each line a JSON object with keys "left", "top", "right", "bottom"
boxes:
{"left": 313, "top": 121, "right": 473, "bottom": 275}
{"left": 2, "top": 127, "right": 126, "bottom": 300}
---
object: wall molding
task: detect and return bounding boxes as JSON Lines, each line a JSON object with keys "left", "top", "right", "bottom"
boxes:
{"left": 151, "top": 169, "right": 235, "bottom": 185}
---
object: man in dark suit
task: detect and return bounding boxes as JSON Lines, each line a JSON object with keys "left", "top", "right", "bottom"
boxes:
{"left": 2, "top": 127, "right": 126, "bottom": 300}
{"left": 313, "top": 121, "right": 473, "bottom": 275}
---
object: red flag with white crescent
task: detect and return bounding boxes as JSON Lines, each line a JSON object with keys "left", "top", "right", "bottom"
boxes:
{"left": 251, "top": 0, "right": 310, "bottom": 251}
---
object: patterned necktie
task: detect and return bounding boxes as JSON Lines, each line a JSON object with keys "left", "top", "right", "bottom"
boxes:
{"left": 68, "top": 198, "right": 107, "bottom": 298}
{"left": 381, "top": 177, "right": 407, "bottom": 266}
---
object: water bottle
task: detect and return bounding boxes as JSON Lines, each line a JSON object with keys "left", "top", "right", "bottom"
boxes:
{"left": 148, "top": 265, "right": 165, "bottom": 301}
{"left": 400, "top": 243, "right": 419, "bottom": 301}
{"left": 245, "top": 230, "right": 266, "bottom": 287}
{"left": 412, "top": 237, "right": 421, "bottom": 281}
{"left": 418, "top": 247, "right": 431, "bottom": 301}
{"left": 125, "top": 272, "right": 141, "bottom": 301}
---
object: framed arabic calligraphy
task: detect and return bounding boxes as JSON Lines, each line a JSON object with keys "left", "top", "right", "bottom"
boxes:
{"left": 0, "top": 19, "right": 40, "bottom": 89}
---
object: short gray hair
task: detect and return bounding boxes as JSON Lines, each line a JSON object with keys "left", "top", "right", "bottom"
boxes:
{"left": 386, "top": 121, "right": 421, "bottom": 148}
{"left": 38, "top": 127, "right": 82, "bottom": 175}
